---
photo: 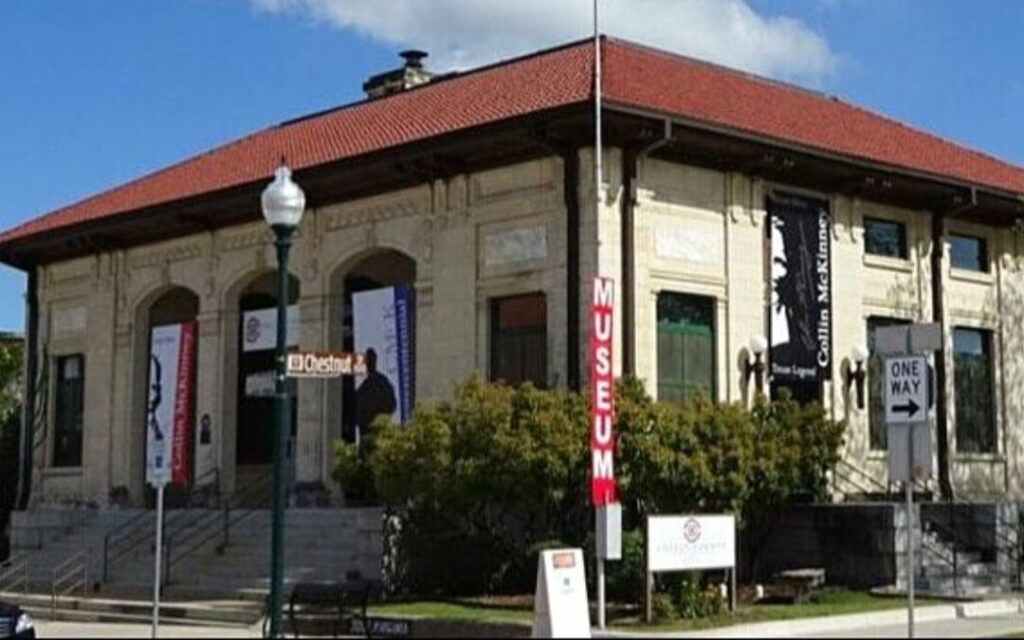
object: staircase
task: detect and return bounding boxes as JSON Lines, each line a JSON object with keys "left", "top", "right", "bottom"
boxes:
{"left": 917, "top": 527, "right": 1011, "bottom": 597}
{"left": 3, "top": 504, "right": 383, "bottom": 626}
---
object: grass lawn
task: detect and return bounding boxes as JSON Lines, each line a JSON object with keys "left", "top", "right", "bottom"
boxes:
{"left": 367, "top": 589, "right": 942, "bottom": 632}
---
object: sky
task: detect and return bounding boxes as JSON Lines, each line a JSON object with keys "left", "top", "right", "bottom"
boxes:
{"left": 1, "top": 0, "right": 1023, "bottom": 331}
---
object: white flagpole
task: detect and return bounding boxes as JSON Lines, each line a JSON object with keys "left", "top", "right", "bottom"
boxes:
{"left": 593, "top": 0, "right": 608, "bottom": 633}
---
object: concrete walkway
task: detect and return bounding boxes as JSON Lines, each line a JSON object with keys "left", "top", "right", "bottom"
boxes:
{"left": 33, "top": 620, "right": 264, "bottom": 638}
{"left": 598, "top": 598, "right": 1024, "bottom": 639}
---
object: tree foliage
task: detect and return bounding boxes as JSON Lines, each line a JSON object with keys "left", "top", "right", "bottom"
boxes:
{"left": 0, "top": 339, "right": 24, "bottom": 561}
{"left": 335, "top": 375, "right": 844, "bottom": 597}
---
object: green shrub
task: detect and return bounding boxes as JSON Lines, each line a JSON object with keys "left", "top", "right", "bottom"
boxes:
{"left": 335, "top": 375, "right": 844, "bottom": 599}
{"left": 675, "top": 573, "right": 725, "bottom": 619}
{"left": 651, "top": 592, "right": 679, "bottom": 623}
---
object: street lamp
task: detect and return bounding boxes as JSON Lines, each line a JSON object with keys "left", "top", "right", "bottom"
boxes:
{"left": 261, "top": 164, "right": 305, "bottom": 639}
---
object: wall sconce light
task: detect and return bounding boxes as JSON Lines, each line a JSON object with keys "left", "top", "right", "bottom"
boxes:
{"left": 847, "top": 344, "right": 869, "bottom": 410}
{"left": 744, "top": 335, "right": 768, "bottom": 395}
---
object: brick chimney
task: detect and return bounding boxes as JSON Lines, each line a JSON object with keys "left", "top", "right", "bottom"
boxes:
{"left": 363, "top": 50, "right": 434, "bottom": 99}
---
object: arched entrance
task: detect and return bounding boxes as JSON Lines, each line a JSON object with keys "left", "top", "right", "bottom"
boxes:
{"left": 329, "top": 250, "right": 417, "bottom": 444}
{"left": 141, "top": 287, "right": 200, "bottom": 508}
{"left": 235, "top": 272, "right": 300, "bottom": 502}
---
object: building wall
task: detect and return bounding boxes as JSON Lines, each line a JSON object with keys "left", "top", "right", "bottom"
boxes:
{"left": 30, "top": 155, "right": 572, "bottom": 506}
{"left": 629, "top": 156, "right": 1022, "bottom": 500}
{"left": 26, "top": 149, "right": 1024, "bottom": 506}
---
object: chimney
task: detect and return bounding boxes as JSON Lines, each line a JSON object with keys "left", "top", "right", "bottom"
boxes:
{"left": 363, "top": 50, "right": 434, "bottom": 99}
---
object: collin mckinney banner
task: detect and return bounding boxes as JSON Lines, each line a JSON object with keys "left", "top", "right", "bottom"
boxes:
{"left": 768, "top": 192, "right": 832, "bottom": 382}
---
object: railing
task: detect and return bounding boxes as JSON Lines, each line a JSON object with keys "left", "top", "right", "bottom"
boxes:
{"left": 0, "top": 554, "right": 28, "bottom": 595}
{"left": 51, "top": 552, "right": 88, "bottom": 620}
{"left": 101, "top": 467, "right": 221, "bottom": 583}
{"left": 164, "top": 471, "right": 275, "bottom": 585}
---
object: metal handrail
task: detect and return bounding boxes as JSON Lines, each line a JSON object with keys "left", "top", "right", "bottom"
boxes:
{"left": 164, "top": 471, "right": 274, "bottom": 585}
{"left": 51, "top": 552, "right": 88, "bottom": 620}
{"left": 0, "top": 554, "right": 28, "bottom": 595}
{"left": 102, "top": 467, "right": 221, "bottom": 583}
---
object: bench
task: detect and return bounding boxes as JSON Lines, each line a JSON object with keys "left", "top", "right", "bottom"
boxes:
{"left": 768, "top": 568, "right": 826, "bottom": 604}
{"left": 287, "top": 580, "right": 374, "bottom": 639}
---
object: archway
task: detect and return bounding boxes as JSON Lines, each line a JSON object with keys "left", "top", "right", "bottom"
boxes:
{"left": 136, "top": 286, "right": 200, "bottom": 509}
{"left": 234, "top": 272, "right": 300, "bottom": 501}
{"left": 328, "top": 250, "right": 417, "bottom": 445}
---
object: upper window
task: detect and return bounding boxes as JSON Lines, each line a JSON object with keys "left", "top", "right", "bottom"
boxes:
{"left": 490, "top": 293, "right": 547, "bottom": 388}
{"left": 864, "top": 217, "right": 908, "bottom": 259}
{"left": 954, "top": 328, "right": 996, "bottom": 454}
{"left": 950, "top": 234, "right": 988, "bottom": 272}
{"left": 53, "top": 355, "right": 85, "bottom": 468}
{"left": 657, "top": 292, "right": 716, "bottom": 404}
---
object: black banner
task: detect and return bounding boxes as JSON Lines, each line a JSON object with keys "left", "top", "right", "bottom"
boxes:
{"left": 768, "top": 192, "right": 832, "bottom": 382}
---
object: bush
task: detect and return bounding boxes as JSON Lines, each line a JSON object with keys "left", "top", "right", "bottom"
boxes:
{"left": 335, "top": 376, "right": 844, "bottom": 599}
{"left": 675, "top": 573, "right": 725, "bottom": 619}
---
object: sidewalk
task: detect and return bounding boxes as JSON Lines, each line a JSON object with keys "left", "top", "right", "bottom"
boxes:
{"left": 596, "top": 598, "right": 1024, "bottom": 639}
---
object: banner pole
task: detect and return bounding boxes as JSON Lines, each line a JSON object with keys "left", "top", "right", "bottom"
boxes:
{"left": 152, "top": 483, "right": 164, "bottom": 639}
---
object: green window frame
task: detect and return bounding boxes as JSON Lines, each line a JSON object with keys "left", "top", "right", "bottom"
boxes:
{"left": 867, "top": 317, "right": 911, "bottom": 450}
{"left": 954, "top": 327, "right": 996, "bottom": 454}
{"left": 490, "top": 293, "right": 547, "bottom": 388}
{"left": 657, "top": 292, "right": 716, "bottom": 404}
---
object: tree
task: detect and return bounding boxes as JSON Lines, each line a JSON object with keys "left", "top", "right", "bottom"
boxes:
{"left": 0, "top": 339, "right": 23, "bottom": 561}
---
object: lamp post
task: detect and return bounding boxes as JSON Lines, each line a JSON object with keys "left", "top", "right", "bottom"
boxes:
{"left": 261, "top": 165, "right": 306, "bottom": 638}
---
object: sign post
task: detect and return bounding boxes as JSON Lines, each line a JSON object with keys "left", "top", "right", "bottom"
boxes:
{"left": 877, "top": 323, "right": 940, "bottom": 640}
{"left": 146, "top": 322, "right": 196, "bottom": 639}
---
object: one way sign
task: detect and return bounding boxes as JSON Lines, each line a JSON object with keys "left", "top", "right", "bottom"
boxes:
{"left": 885, "top": 356, "right": 928, "bottom": 424}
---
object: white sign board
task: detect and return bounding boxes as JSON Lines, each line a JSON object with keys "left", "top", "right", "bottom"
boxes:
{"left": 884, "top": 356, "right": 928, "bottom": 424}
{"left": 647, "top": 515, "right": 736, "bottom": 573}
{"left": 532, "top": 549, "right": 590, "bottom": 639}
{"left": 242, "top": 306, "right": 300, "bottom": 353}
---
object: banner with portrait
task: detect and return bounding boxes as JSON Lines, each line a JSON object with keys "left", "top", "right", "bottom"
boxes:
{"left": 146, "top": 322, "right": 197, "bottom": 487}
{"left": 768, "top": 192, "right": 832, "bottom": 382}
{"left": 352, "top": 285, "right": 414, "bottom": 437}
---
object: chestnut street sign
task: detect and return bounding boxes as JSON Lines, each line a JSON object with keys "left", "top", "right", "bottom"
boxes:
{"left": 286, "top": 351, "right": 366, "bottom": 378}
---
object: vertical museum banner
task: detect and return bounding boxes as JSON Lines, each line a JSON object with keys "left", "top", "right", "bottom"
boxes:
{"left": 146, "top": 322, "right": 197, "bottom": 487}
{"left": 353, "top": 285, "right": 414, "bottom": 429}
{"left": 589, "top": 277, "right": 617, "bottom": 507}
{"left": 768, "top": 192, "right": 833, "bottom": 382}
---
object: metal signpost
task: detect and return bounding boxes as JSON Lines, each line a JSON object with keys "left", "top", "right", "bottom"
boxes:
{"left": 876, "top": 323, "right": 940, "bottom": 640}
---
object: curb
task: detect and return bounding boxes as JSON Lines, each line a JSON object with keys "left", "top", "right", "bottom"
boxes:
{"left": 595, "top": 597, "right": 1024, "bottom": 638}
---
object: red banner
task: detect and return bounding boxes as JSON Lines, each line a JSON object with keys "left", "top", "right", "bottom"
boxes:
{"left": 589, "top": 277, "right": 617, "bottom": 506}
{"left": 171, "top": 322, "right": 196, "bottom": 487}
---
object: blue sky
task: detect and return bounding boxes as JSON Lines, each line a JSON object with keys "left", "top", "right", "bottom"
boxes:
{"left": 1, "top": 0, "right": 1023, "bottom": 331}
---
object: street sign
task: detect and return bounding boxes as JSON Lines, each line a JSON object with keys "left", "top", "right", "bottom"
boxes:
{"left": 875, "top": 323, "right": 942, "bottom": 356}
{"left": 885, "top": 356, "right": 928, "bottom": 424}
{"left": 888, "top": 423, "right": 933, "bottom": 483}
{"left": 286, "top": 351, "right": 366, "bottom": 378}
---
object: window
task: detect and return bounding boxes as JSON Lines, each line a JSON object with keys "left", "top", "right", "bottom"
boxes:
{"left": 950, "top": 234, "right": 988, "bottom": 272}
{"left": 53, "top": 355, "right": 85, "bottom": 468}
{"left": 867, "top": 317, "right": 911, "bottom": 450}
{"left": 657, "top": 293, "right": 716, "bottom": 404}
{"left": 864, "top": 217, "right": 908, "bottom": 259}
{"left": 954, "top": 328, "right": 996, "bottom": 453}
{"left": 490, "top": 293, "right": 547, "bottom": 387}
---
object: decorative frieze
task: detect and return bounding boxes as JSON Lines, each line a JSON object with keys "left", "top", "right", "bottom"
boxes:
{"left": 128, "top": 242, "right": 203, "bottom": 269}
{"left": 326, "top": 194, "right": 430, "bottom": 231}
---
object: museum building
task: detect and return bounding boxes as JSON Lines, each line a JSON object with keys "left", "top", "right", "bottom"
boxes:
{"left": 3, "top": 36, "right": 1024, "bottom": 511}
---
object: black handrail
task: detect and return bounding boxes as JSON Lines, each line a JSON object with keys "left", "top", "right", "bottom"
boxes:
{"left": 102, "top": 467, "right": 220, "bottom": 583}
{"left": 164, "top": 471, "right": 274, "bottom": 585}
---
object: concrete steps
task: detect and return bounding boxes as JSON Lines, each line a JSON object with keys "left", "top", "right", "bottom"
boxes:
{"left": 0, "top": 592, "right": 262, "bottom": 628}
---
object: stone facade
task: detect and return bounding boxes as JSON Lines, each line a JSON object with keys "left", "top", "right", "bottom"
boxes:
{"left": 27, "top": 148, "right": 1024, "bottom": 507}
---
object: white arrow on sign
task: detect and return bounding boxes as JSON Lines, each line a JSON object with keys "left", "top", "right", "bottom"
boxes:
{"left": 885, "top": 356, "right": 928, "bottom": 424}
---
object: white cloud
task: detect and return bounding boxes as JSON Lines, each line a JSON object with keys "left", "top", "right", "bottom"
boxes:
{"left": 252, "top": 0, "right": 838, "bottom": 83}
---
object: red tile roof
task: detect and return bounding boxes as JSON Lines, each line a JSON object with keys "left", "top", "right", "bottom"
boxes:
{"left": 3, "top": 37, "right": 1023, "bottom": 250}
